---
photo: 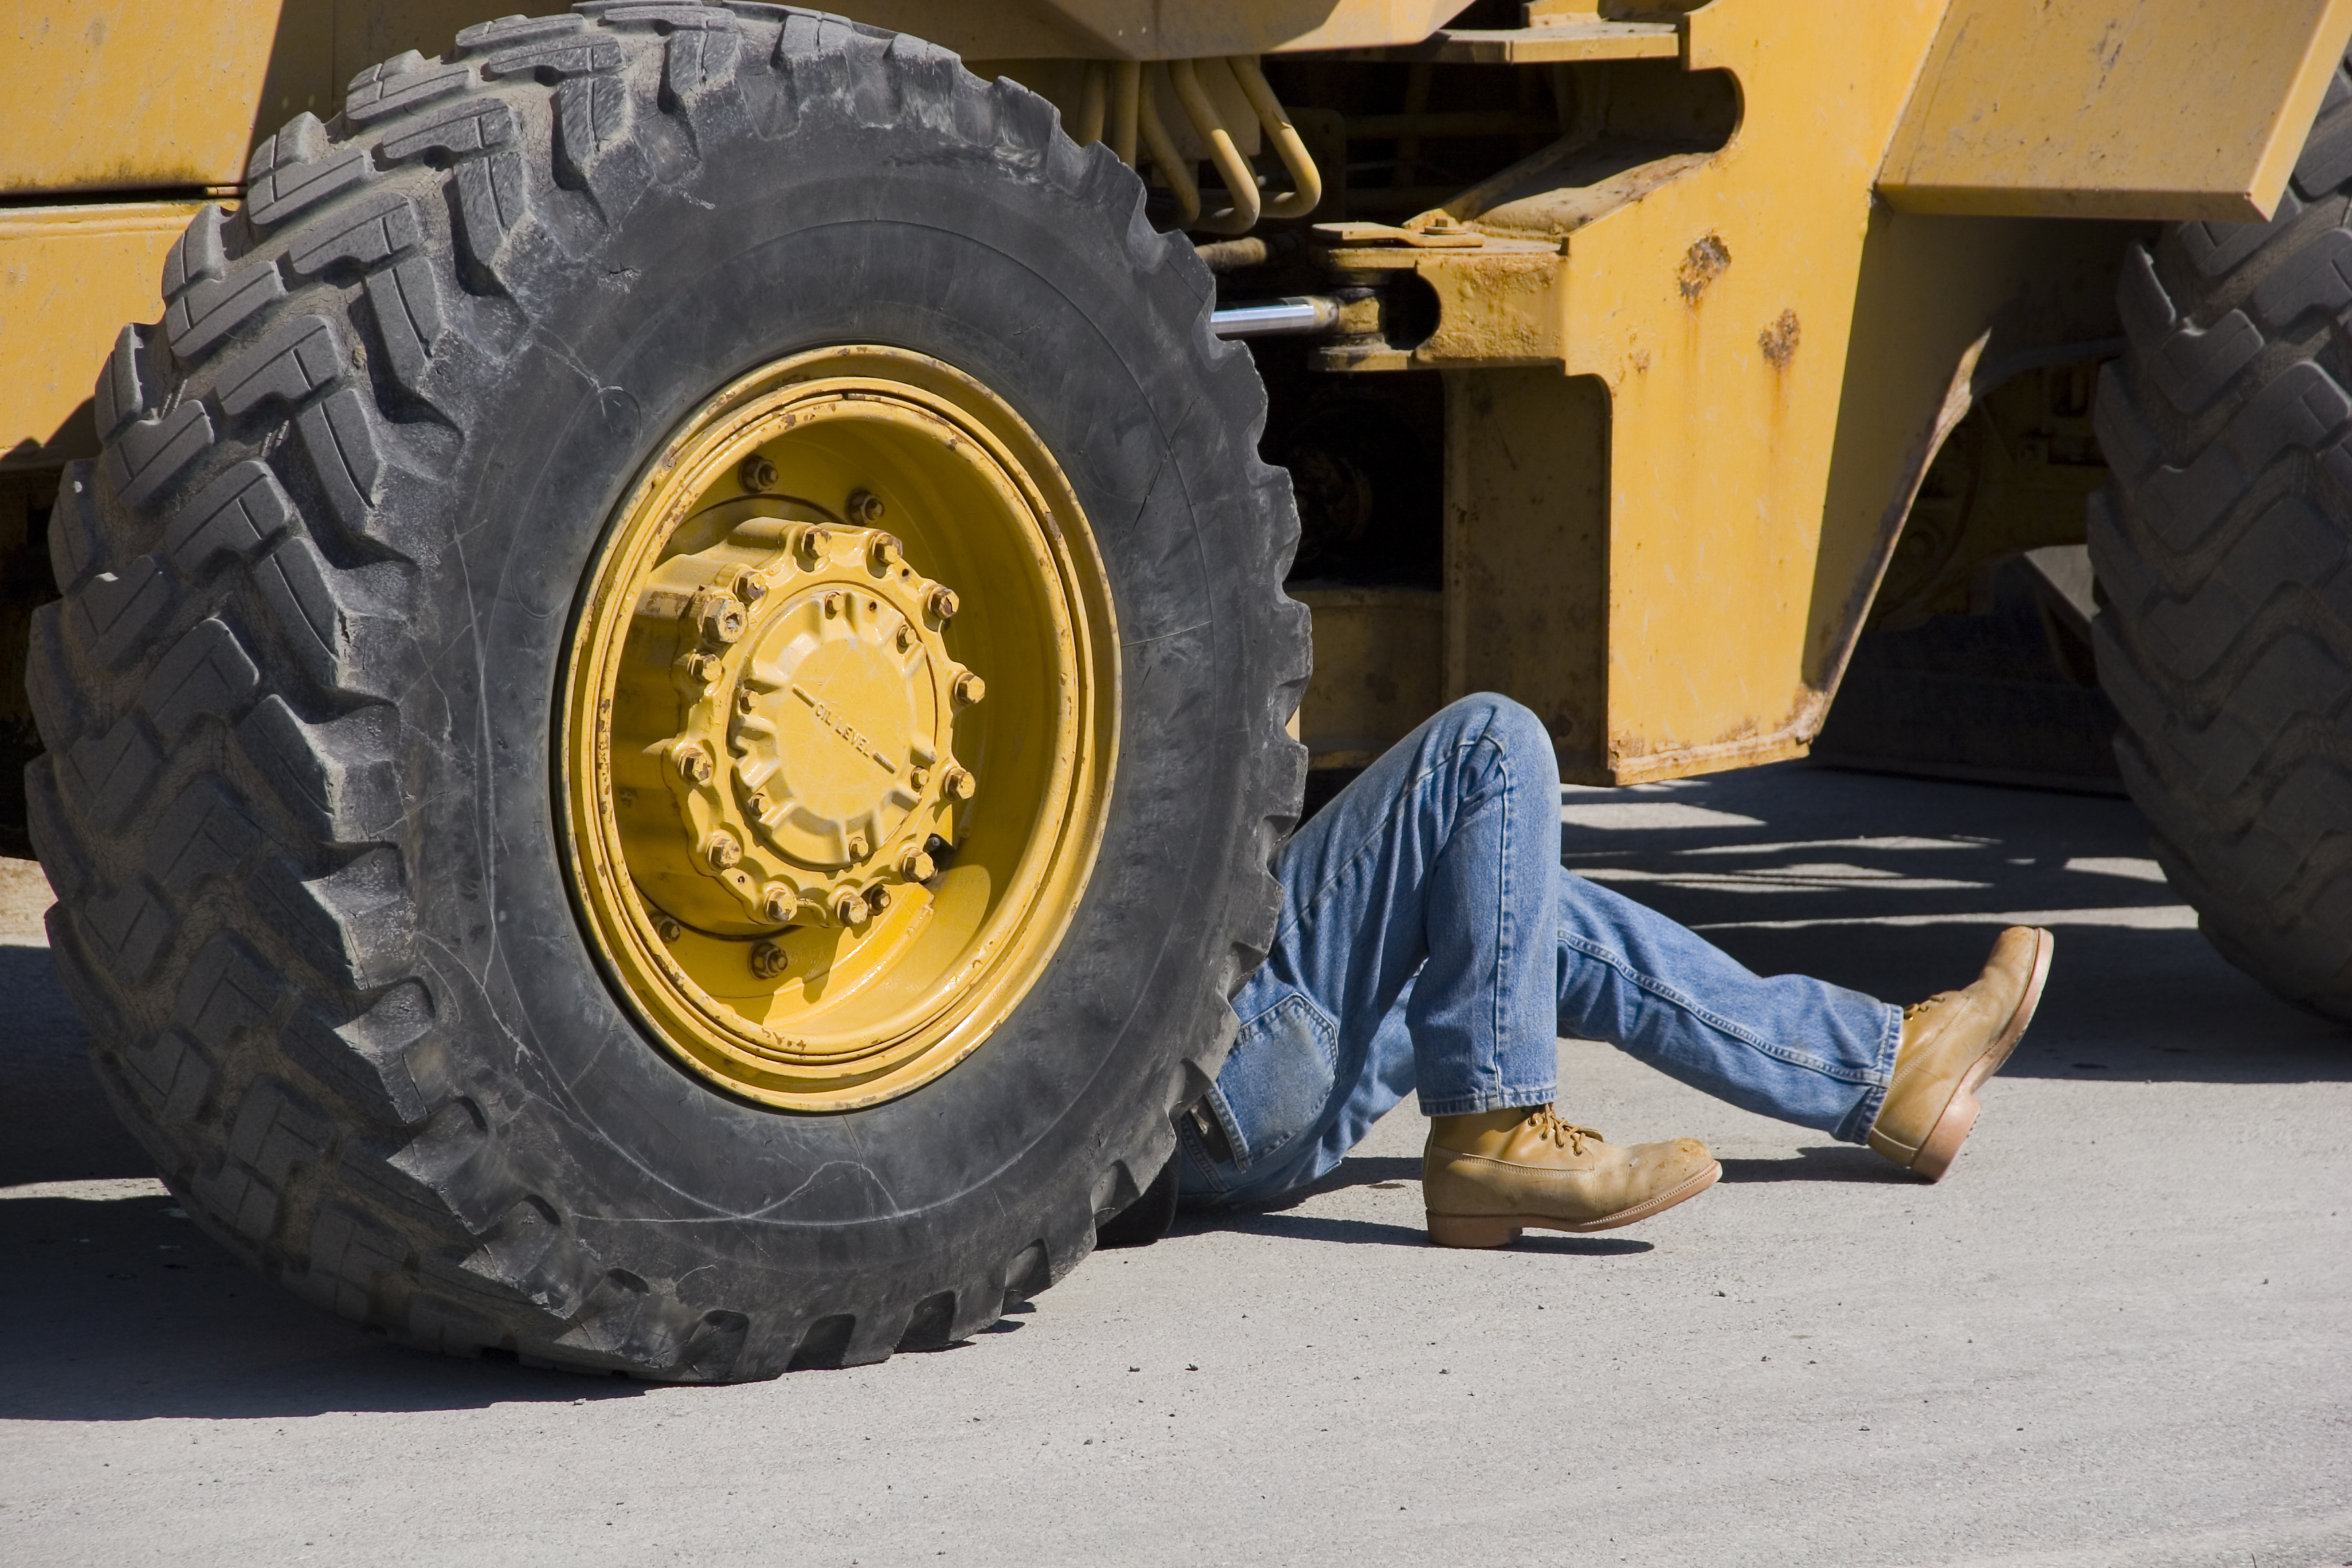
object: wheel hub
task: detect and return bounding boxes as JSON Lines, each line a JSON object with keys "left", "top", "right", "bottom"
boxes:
{"left": 561, "top": 346, "right": 1118, "bottom": 1111}
{"left": 618, "top": 513, "right": 979, "bottom": 935}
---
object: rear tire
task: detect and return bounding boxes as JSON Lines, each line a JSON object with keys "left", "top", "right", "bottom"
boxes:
{"left": 30, "top": 6, "right": 1306, "bottom": 1378}
{"left": 2093, "top": 56, "right": 2352, "bottom": 1024}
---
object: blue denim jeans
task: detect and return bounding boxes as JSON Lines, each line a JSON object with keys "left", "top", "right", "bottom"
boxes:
{"left": 1177, "top": 695, "right": 1903, "bottom": 1208}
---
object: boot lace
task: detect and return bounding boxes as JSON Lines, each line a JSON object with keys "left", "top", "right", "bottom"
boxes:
{"left": 1527, "top": 1106, "right": 1603, "bottom": 1153}
{"left": 1904, "top": 992, "right": 1957, "bottom": 1022}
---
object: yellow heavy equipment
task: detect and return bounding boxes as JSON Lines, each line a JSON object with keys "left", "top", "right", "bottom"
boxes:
{"left": 5, "top": 0, "right": 2347, "bottom": 1377}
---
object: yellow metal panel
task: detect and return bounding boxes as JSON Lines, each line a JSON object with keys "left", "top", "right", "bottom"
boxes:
{"left": 1323, "top": 1, "right": 1977, "bottom": 782}
{"left": 1879, "top": 0, "right": 2352, "bottom": 222}
{"left": 1, "top": 1, "right": 285, "bottom": 192}
{"left": 1442, "top": 370, "right": 1612, "bottom": 783}
{"left": 0, "top": 202, "right": 200, "bottom": 470}
{"left": 1342, "top": 21, "right": 1681, "bottom": 63}
{"left": 1547, "top": 1, "right": 1953, "bottom": 781}
{"left": 1, "top": 1, "right": 542, "bottom": 197}
{"left": 839, "top": 1, "right": 1477, "bottom": 60}
{"left": 1804, "top": 212, "right": 2136, "bottom": 749}
{"left": 1294, "top": 587, "right": 1444, "bottom": 765}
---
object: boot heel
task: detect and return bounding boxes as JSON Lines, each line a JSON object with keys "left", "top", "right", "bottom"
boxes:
{"left": 1426, "top": 1213, "right": 1522, "bottom": 1248}
{"left": 1912, "top": 1093, "right": 1981, "bottom": 1183}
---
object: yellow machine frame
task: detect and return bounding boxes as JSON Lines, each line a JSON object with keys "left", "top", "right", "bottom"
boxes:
{"left": 5, "top": 0, "right": 2350, "bottom": 786}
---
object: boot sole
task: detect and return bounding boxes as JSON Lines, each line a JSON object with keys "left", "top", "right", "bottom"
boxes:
{"left": 1912, "top": 926, "right": 2054, "bottom": 1182}
{"left": 1424, "top": 1160, "right": 1723, "bottom": 1248}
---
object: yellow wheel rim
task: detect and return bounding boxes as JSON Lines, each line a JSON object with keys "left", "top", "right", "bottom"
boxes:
{"left": 562, "top": 346, "right": 1118, "bottom": 1110}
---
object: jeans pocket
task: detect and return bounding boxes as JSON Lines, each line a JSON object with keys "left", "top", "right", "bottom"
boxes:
{"left": 1209, "top": 990, "right": 1340, "bottom": 1174}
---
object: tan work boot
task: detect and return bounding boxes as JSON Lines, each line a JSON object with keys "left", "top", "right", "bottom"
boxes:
{"left": 1422, "top": 1105, "right": 1720, "bottom": 1248}
{"left": 1869, "top": 925, "right": 2054, "bottom": 1181}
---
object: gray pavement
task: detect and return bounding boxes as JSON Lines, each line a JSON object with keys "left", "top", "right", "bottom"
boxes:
{"left": 2, "top": 763, "right": 2347, "bottom": 1567}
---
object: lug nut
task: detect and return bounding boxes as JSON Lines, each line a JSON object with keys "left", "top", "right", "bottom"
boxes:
{"left": 899, "top": 845, "right": 936, "bottom": 881}
{"left": 834, "top": 889, "right": 870, "bottom": 925}
{"left": 747, "top": 789, "right": 772, "bottom": 818}
{"left": 683, "top": 652, "right": 722, "bottom": 684}
{"left": 761, "top": 884, "right": 795, "bottom": 924}
{"left": 735, "top": 686, "right": 756, "bottom": 716}
{"left": 654, "top": 914, "right": 683, "bottom": 942}
{"left": 944, "top": 767, "right": 976, "bottom": 801}
{"left": 868, "top": 532, "right": 902, "bottom": 571}
{"left": 736, "top": 572, "right": 770, "bottom": 605}
{"left": 738, "top": 453, "right": 779, "bottom": 493}
{"left": 910, "top": 767, "right": 930, "bottom": 790}
{"left": 953, "top": 670, "right": 985, "bottom": 705}
{"left": 750, "top": 940, "right": 787, "bottom": 979}
{"left": 695, "top": 591, "right": 746, "bottom": 645}
{"left": 848, "top": 490, "right": 887, "bottom": 526}
{"left": 823, "top": 591, "right": 842, "bottom": 618}
{"left": 928, "top": 585, "right": 959, "bottom": 622}
{"left": 867, "top": 885, "right": 892, "bottom": 914}
{"left": 796, "top": 525, "right": 832, "bottom": 566}
{"left": 704, "top": 830, "right": 741, "bottom": 870}
{"left": 896, "top": 624, "right": 916, "bottom": 651}
{"left": 675, "top": 743, "right": 713, "bottom": 785}
{"left": 846, "top": 832, "right": 869, "bottom": 861}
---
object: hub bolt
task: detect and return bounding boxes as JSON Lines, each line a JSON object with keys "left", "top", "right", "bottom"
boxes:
{"left": 654, "top": 914, "right": 683, "bottom": 943}
{"left": 737, "top": 573, "right": 771, "bottom": 605}
{"left": 761, "top": 884, "right": 795, "bottom": 924}
{"left": 867, "top": 885, "right": 893, "bottom": 914}
{"left": 834, "top": 889, "right": 871, "bottom": 925}
{"left": 823, "top": 591, "right": 842, "bottom": 618}
{"left": 944, "top": 767, "right": 976, "bottom": 801}
{"left": 899, "top": 845, "right": 936, "bottom": 881}
{"left": 704, "top": 830, "right": 742, "bottom": 870}
{"left": 896, "top": 624, "right": 916, "bottom": 651}
{"left": 928, "top": 586, "right": 959, "bottom": 622}
{"left": 750, "top": 940, "right": 788, "bottom": 979}
{"left": 675, "top": 743, "right": 713, "bottom": 785}
{"left": 848, "top": 490, "right": 887, "bottom": 526}
{"left": 696, "top": 591, "right": 746, "bottom": 645}
{"left": 846, "top": 832, "right": 870, "bottom": 861}
{"left": 953, "top": 670, "right": 985, "bottom": 705}
{"left": 684, "top": 652, "right": 722, "bottom": 684}
{"left": 736, "top": 686, "right": 756, "bottom": 716}
{"left": 738, "top": 454, "right": 779, "bottom": 493}
{"left": 796, "top": 525, "right": 832, "bottom": 567}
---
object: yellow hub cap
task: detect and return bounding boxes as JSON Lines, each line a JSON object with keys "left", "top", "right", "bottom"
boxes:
{"left": 562, "top": 347, "right": 1117, "bottom": 1110}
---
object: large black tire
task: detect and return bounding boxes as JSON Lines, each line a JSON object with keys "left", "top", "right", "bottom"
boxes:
{"left": 28, "top": 4, "right": 1307, "bottom": 1379}
{"left": 2092, "top": 58, "right": 2352, "bottom": 1024}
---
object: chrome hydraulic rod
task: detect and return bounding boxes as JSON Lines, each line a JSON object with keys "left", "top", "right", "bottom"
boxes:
{"left": 1210, "top": 295, "right": 1343, "bottom": 338}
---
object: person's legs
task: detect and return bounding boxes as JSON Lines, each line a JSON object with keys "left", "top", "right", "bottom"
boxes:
{"left": 1178, "top": 693, "right": 2047, "bottom": 1218}
{"left": 1175, "top": 695, "right": 1559, "bottom": 1207}
{"left": 1417, "top": 873, "right": 1904, "bottom": 1246}
{"left": 1553, "top": 874, "right": 1900, "bottom": 1143}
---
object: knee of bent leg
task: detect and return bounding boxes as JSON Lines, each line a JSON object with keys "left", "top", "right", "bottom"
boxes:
{"left": 1438, "top": 693, "right": 1553, "bottom": 773}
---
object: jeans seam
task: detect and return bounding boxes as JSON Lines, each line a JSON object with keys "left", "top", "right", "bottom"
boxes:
{"left": 1420, "top": 1087, "right": 1555, "bottom": 1117}
{"left": 1489, "top": 736, "right": 1514, "bottom": 1108}
{"left": 1561, "top": 930, "right": 1889, "bottom": 1087}
{"left": 1200, "top": 1083, "right": 1253, "bottom": 1175}
{"left": 1834, "top": 1003, "right": 1906, "bottom": 1143}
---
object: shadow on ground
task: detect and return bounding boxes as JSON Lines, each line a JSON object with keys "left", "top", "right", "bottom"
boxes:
{"left": 0, "top": 944, "right": 151, "bottom": 1186}
{"left": 0, "top": 1192, "right": 643, "bottom": 1422}
{"left": 1557, "top": 762, "right": 2351, "bottom": 1083}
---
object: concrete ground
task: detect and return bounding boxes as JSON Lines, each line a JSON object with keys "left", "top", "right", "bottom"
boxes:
{"left": 2, "top": 763, "right": 2346, "bottom": 1567}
